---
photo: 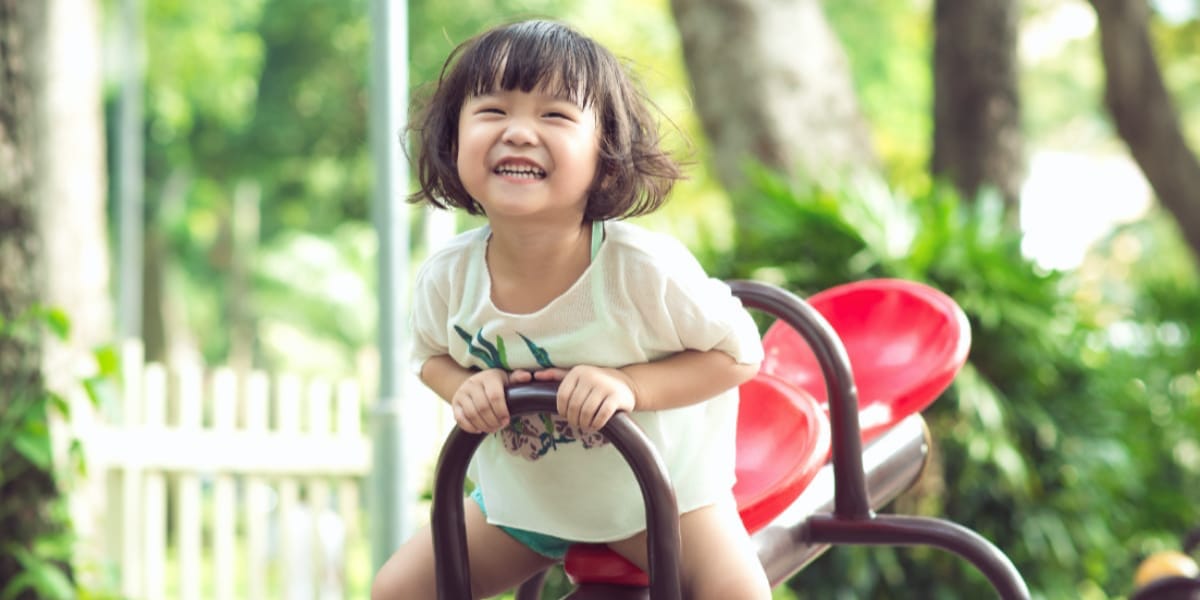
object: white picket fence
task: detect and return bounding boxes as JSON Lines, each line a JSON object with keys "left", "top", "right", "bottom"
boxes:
{"left": 70, "top": 341, "right": 373, "bottom": 599}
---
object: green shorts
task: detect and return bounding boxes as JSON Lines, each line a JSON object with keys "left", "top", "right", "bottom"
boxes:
{"left": 469, "top": 487, "right": 573, "bottom": 560}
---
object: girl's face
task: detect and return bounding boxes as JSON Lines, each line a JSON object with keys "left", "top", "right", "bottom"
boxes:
{"left": 456, "top": 85, "right": 601, "bottom": 224}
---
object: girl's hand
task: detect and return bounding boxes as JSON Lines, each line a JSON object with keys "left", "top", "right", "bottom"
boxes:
{"left": 452, "top": 368, "right": 522, "bottom": 434}
{"left": 534, "top": 366, "right": 637, "bottom": 432}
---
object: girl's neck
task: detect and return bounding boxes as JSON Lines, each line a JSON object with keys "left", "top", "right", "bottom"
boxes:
{"left": 485, "top": 220, "right": 594, "bottom": 314}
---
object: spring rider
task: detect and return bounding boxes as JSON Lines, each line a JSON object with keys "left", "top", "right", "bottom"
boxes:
{"left": 430, "top": 279, "right": 1031, "bottom": 599}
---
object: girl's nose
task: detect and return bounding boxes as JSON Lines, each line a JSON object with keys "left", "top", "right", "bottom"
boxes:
{"left": 501, "top": 119, "right": 537, "bottom": 146}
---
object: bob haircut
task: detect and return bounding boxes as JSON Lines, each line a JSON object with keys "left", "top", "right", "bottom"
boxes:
{"left": 407, "top": 19, "right": 683, "bottom": 221}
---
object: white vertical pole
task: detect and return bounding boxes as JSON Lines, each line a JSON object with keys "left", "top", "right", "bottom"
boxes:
{"left": 116, "top": 0, "right": 143, "bottom": 341}
{"left": 368, "top": 0, "right": 412, "bottom": 573}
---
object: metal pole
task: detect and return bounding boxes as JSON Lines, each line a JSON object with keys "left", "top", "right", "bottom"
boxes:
{"left": 116, "top": 0, "right": 143, "bottom": 341}
{"left": 368, "top": 0, "right": 411, "bottom": 574}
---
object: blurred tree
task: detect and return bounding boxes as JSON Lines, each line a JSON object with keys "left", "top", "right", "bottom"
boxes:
{"left": 0, "top": 1, "right": 54, "bottom": 593}
{"left": 932, "top": 0, "right": 1024, "bottom": 217}
{"left": 0, "top": 1, "right": 100, "bottom": 597}
{"left": 125, "top": 0, "right": 589, "bottom": 376}
{"left": 39, "top": 0, "right": 112, "bottom": 390}
{"left": 1088, "top": 0, "right": 1200, "bottom": 267}
{"left": 823, "top": 0, "right": 933, "bottom": 191}
{"left": 135, "top": 0, "right": 270, "bottom": 366}
{"left": 668, "top": 0, "right": 877, "bottom": 193}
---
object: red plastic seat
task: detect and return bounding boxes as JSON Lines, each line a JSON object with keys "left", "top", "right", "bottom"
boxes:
{"left": 563, "top": 372, "right": 831, "bottom": 586}
{"left": 732, "top": 373, "right": 831, "bottom": 534}
{"left": 761, "top": 278, "right": 971, "bottom": 442}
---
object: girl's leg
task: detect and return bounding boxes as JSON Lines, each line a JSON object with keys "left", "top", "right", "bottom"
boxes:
{"left": 606, "top": 499, "right": 771, "bottom": 600}
{"left": 370, "top": 497, "right": 556, "bottom": 600}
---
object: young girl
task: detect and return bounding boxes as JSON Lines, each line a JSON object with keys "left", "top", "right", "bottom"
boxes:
{"left": 371, "top": 19, "right": 771, "bottom": 599}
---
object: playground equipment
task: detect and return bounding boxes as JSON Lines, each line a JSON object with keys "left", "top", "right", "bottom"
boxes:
{"left": 430, "top": 279, "right": 1031, "bottom": 599}
{"left": 1131, "top": 528, "right": 1200, "bottom": 599}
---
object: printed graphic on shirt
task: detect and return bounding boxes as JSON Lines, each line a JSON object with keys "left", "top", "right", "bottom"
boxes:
{"left": 500, "top": 413, "right": 609, "bottom": 461}
{"left": 453, "top": 325, "right": 609, "bottom": 461}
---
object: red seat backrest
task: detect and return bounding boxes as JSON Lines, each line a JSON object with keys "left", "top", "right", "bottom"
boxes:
{"left": 761, "top": 278, "right": 970, "bottom": 442}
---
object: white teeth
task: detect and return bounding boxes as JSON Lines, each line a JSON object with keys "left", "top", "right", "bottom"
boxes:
{"left": 494, "top": 164, "right": 546, "bottom": 179}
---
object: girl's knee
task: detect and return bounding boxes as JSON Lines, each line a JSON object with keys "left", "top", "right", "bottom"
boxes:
{"left": 370, "top": 559, "right": 435, "bottom": 600}
{"left": 678, "top": 501, "right": 770, "bottom": 599}
{"left": 370, "top": 528, "right": 438, "bottom": 600}
{"left": 700, "top": 574, "right": 771, "bottom": 600}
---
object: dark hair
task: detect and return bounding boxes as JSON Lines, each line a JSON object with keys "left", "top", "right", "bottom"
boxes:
{"left": 407, "top": 19, "right": 683, "bottom": 221}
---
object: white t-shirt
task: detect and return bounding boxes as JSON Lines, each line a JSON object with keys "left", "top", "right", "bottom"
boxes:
{"left": 410, "top": 220, "right": 763, "bottom": 542}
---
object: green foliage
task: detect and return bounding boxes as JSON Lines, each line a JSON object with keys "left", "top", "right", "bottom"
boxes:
{"left": 0, "top": 309, "right": 118, "bottom": 600}
{"left": 717, "top": 168, "right": 1200, "bottom": 599}
{"left": 1151, "top": 6, "right": 1200, "bottom": 149}
{"left": 823, "top": 0, "right": 933, "bottom": 191}
{"left": 124, "top": 0, "right": 598, "bottom": 372}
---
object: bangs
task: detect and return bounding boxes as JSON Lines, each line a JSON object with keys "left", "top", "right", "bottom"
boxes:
{"left": 457, "top": 21, "right": 604, "bottom": 107}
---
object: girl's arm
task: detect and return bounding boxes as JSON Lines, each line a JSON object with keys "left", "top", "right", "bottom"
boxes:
{"left": 618, "top": 349, "right": 759, "bottom": 412}
{"left": 418, "top": 354, "right": 476, "bottom": 402}
{"left": 533, "top": 349, "right": 759, "bottom": 431}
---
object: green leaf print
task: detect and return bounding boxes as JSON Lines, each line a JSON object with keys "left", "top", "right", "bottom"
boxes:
{"left": 540, "top": 413, "right": 558, "bottom": 450}
{"left": 518, "top": 333, "right": 555, "bottom": 368}
{"left": 474, "top": 331, "right": 508, "bottom": 370}
{"left": 454, "top": 325, "right": 500, "bottom": 369}
{"left": 496, "top": 336, "right": 508, "bottom": 368}
{"left": 453, "top": 325, "right": 474, "bottom": 344}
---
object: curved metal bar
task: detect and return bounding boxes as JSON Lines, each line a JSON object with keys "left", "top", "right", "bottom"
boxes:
{"left": 727, "top": 280, "right": 870, "bottom": 519}
{"left": 1130, "top": 575, "right": 1200, "bottom": 600}
{"left": 803, "top": 514, "right": 1031, "bottom": 600}
{"left": 431, "top": 382, "right": 682, "bottom": 600}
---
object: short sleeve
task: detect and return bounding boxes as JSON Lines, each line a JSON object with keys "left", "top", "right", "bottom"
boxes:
{"left": 660, "top": 252, "right": 764, "bottom": 366}
{"left": 408, "top": 260, "right": 450, "bottom": 374}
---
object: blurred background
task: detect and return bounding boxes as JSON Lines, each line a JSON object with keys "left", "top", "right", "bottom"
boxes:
{"left": 2, "top": 0, "right": 1200, "bottom": 598}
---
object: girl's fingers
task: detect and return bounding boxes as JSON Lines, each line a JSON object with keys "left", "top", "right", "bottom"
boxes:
{"left": 586, "top": 398, "right": 614, "bottom": 432}
{"left": 572, "top": 387, "right": 605, "bottom": 432}
{"left": 452, "top": 403, "right": 480, "bottom": 433}
{"left": 453, "top": 372, "right": 512, "bottom": 433}
{"left": 533, "top": 368, "right": 569, "bottom": 381}
{"left": 480, "top": 379, "right": 509, "bottom": 431}
{"left": 556, "top": 375, "right": 578, "bottom": 418}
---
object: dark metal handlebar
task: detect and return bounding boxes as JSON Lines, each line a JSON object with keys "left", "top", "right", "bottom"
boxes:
{"left": 431, "top": 381, "right": 682, "bottom": 600}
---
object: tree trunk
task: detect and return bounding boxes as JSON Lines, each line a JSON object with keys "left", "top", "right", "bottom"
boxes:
{"left": 931, "top": 0, "right": 1023, "bottom": 216}
{"left": 0, "top": 0, "right": 64, "bottom": 594}
{"left": 669, "top": 0, "right": 877, "bottom": 195}
{"left": 38, "top": 0, "right": 111, "bottom": 387}
{"left": 1088, "top": 0, "right": 1200, "bottom": 266}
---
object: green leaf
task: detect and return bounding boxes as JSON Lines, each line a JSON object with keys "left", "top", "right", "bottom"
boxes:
{"left": 13, "top": 433, "right": 52, "bottom": 470}
{"left": 0, "top": 549, "right": 74, "bottom": 600}
{"left": 38, "top": 306, "right": 71, "bottom": 340}
{"left": 46, "top": 391, "right": 69, "bottom": 419}
{"left": 68, "top": 439, "right": 87, "bottom": 476}
{"left": 0, "top": 571, "right": 36, "bottom": 600}
{"left": 92, "top": 344, "right": 120, "bottom": 377}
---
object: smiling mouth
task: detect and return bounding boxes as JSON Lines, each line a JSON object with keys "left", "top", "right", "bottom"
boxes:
{"left": 494, "top": 164, "right": 547, "bottom": 179}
